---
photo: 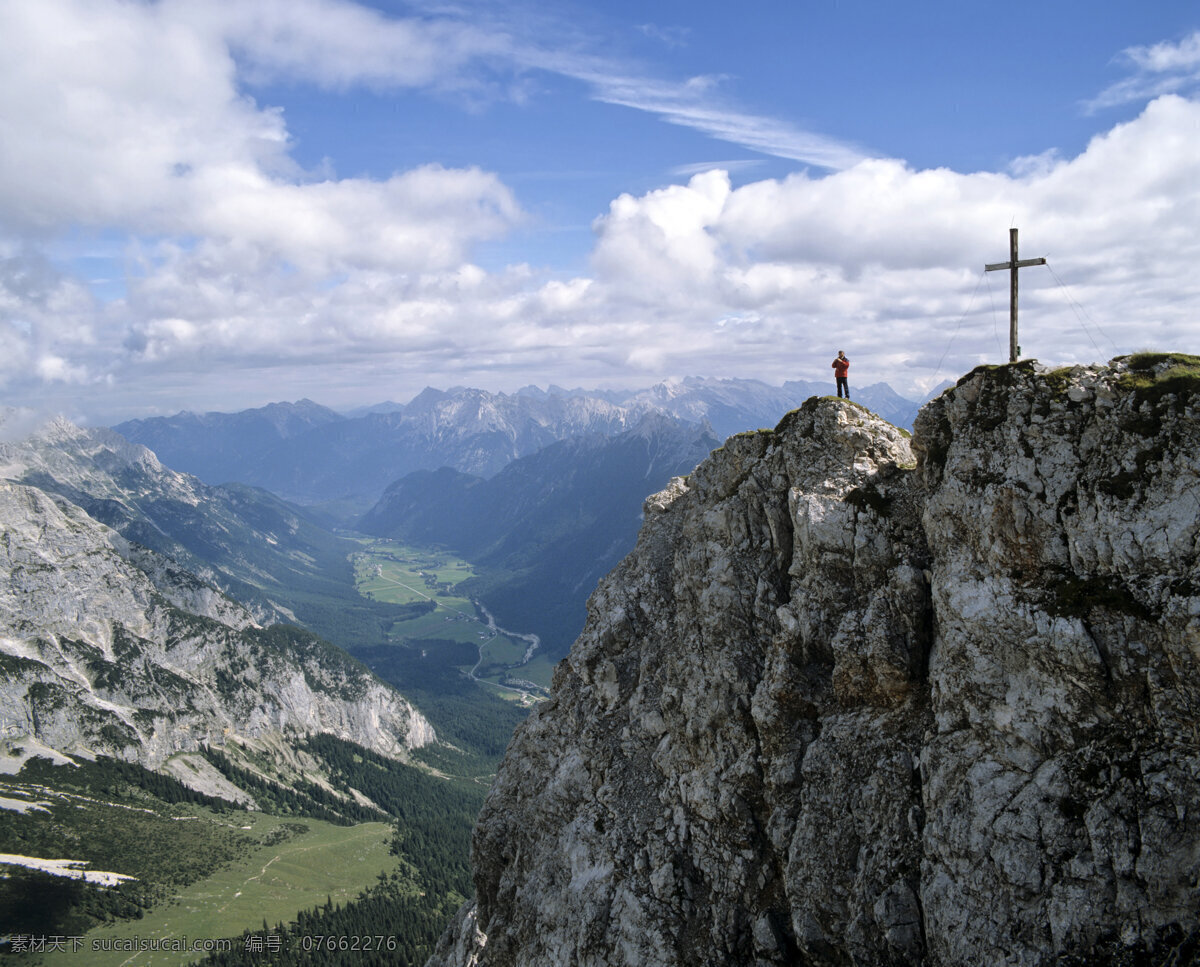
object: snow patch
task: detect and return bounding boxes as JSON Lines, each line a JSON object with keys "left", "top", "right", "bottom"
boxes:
{"left": 0, "top": 735, "right": 76, "bottom": 774}
{"left": 0, "top": 853, "right": 137, "bottom": 886}
{"left": 0, "top": 796, "right": 51, "bottom": 814}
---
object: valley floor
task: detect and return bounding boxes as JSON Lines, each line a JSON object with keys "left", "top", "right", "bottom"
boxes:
{"left": 34, "top": 817, "right": 396, "bottom": 967}
{"left": 351, "top": 537, "right": 553, "bottom": 698}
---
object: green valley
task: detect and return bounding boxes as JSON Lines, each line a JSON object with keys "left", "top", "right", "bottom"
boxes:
{"left": 0, "top": 417, "right": 554, "bottom": 965}
{"left": 351, "top": 538, "right": 554, "bottom": 699}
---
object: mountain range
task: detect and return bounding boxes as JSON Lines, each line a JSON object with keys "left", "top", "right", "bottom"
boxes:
{"left": 0, "top": 478, "right": 432, "bottom": 777}
{"left": 0, "top": 414, "right": 435, "bottom": 776}
{"left": 0, "top": 410, "right": 508, "bottom": 956}
{"left": 114, "top": 378, "right": 928, "bottom": 509}
{"left": 109, "top": 377, "right": 924, "bottom": 663}
{"left": 6, "top": 355, "right": 1198, "bottom": 964}
{"left": 0, "top": 373, "right": 929, "bottom": 957}
{"left": 358, "top": 413, "right": 720, "bottom": 659}
{"left": 2, "top": 416, "right": 379, "bottom": 635}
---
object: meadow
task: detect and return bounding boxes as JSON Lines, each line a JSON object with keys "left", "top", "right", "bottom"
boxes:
{"left": 352, "top": 539, "right": 552, "bottom": 694}
{"left": 36, "top": 816, "right": 398, "bottom": 967}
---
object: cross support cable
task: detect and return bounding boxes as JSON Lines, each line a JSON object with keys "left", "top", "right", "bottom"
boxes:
{"left": 985, "top": 227, "right": 1047, "bottom": 362}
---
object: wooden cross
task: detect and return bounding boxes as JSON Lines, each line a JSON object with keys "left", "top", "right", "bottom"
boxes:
{"left": 985, "top": 227, "right": 1046, "bottom": 362}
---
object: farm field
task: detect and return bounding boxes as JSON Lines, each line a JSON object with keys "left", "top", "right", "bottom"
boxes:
{"left": 38, "top": 815, "right": 398, "bottom": 967}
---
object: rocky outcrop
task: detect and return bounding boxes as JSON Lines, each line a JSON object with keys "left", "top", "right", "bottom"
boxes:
{"left": 429, "top": 356, "right": 1200, "bottom": 966}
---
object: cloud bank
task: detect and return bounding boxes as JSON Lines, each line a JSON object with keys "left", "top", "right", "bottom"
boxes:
{"left": 1, "top": 0, "right": 1198, "bottom": 420}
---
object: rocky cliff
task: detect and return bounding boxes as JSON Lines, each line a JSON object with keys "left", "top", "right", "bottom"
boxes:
{"left": 0, "top": 479, "right": 435, "bottom": 772}
{"left": 429, "top": 355, "right": 1200, "bottom": 967}
{"left": 0, "top": 415, "right": 344, "bottom": 626}
{"left": 0, "top": 416, "right": 438, "bottom": 795}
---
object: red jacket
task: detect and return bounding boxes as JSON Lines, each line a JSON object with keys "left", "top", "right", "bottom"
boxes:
{"left": 832, "top": 356, "right": 849, "bottom": 378}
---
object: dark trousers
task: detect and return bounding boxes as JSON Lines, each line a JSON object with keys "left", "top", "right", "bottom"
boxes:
{"left": 836, "top": 376, "right": 849, "bottom": 398}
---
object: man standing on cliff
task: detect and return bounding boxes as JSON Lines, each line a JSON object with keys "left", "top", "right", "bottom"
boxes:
{"left": 832, "top": 351, "right": 850, "bottom": 398}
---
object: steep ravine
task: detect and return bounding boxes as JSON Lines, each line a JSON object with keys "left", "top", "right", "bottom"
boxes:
{"left": 428, "top": 356, "right": 1200, "bottom": 967}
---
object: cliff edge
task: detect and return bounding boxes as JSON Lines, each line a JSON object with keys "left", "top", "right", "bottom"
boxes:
{"left": 429, "top": 355, "right": 1200, "bottom": 967}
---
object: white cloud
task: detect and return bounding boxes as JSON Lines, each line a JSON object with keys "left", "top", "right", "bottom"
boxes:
{"left": 636, "top": 23, "right": 690, "bottom": 49}
{"left": 0, "top": 253, "right": 104, "bottom": 387}
{"left": 1086, "top": 30, "right": 1200, "bottom": 112}
{"left": 0, "top": 0, "right": 520, "bottom": 272}
{"left": 189, "top": 0, "right": 869, "bottom": 171}
{"left": 591, "top": 170, "right": 732, "bottom": 299}
{"left": 35, "top": 354, "right": 92, "bottom": 384}
{"left": 173, "top": 0, "right": 512, "bottom": 92}
{"left": 1007, "top": 149, "right": 1063, "bottom": 179}
{"left": 571, "top": 69, "right": 869, "bottom": 170}
{"left": 576, "top": 95, "right": 1200, "bottom": 388}
{"left": 1, "top": 2, "right": 1198, "bottom": 417}
{"left": 8, "top": 91, "right": 1200, "bottom": 414}
{"left": 671, "top": 160, "right": 765, "bottom": 178}
{"left": 1125, "top": 31, "right": 1200, "bottom": 73}
{"left": 182, "top": 164, "right": 520, "bottom": 274}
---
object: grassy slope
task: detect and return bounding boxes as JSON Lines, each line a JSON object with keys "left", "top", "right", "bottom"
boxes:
{"left": 2, "top": 734, "right": 488, "bottom": 966}
{"left": 36, "top": 817, "right": 397, "bottom": 967}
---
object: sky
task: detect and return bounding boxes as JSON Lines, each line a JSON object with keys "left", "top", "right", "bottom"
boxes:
{"left": 2, "top": 0, "right": 1199, "bottom": 424}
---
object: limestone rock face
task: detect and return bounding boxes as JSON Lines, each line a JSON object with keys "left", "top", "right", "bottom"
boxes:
{"left": 429, "top": 358, "right": 1200, "bottom": 967}
{"left": 0, "top": 479, "right": 434, "bottom": 770}
{"left": 0, "top": 412, "right": 438, "bottom": 774}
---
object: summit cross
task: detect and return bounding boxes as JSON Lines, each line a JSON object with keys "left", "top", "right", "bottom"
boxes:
{"left": 985, "top": 227, "right": 1047, "bottom": 363}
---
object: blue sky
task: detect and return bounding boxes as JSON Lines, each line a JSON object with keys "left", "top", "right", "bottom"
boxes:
{"left": 2, "top": 0, "right": 1199, "bottom": 423}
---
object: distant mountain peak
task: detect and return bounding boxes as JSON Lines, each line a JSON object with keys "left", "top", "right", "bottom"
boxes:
{"left": 407, "top": 386, "right": 451, "bottom": 409}
{"left": 113, "top": 378, "right": 924, "bottom": 507}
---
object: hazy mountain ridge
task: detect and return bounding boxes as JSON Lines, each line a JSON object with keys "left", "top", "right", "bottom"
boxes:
{"left": 113, "top": 378, "right": 923, "bottom": 507}
{"left": 111, "top": 399, "right": 343, "bottom": 488}
{"left": 616, "top": 376, "right": 922, "bottom": 440}
{"left": 116, "top": 387, "right": 643, "bottom": 506}
{"left": 429, "top": 355, "right": 1200, "bottom": 967}
{"left": 1, "top": 415, "right": 370, "bottom": 628}
{"left": 359, "top": 414, "right": 721, "bottom": 657}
